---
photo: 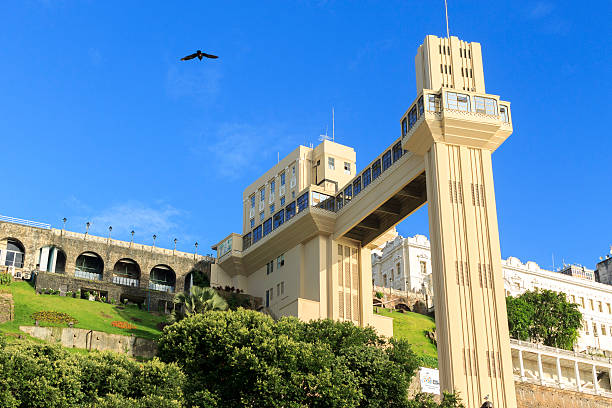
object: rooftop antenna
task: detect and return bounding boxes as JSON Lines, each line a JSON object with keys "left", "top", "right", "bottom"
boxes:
{"left": 277, "top": 152, "right": 280, "bottom": 163}
{"left": 444, "top": 0, "right": 450, "bottom": 38}
{"left": 319, "top": 124, "right": 331, "bottom": 142}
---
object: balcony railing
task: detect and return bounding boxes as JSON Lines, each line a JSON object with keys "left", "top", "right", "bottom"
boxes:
{"left": 0, "top": 214, "right": 51, "bottom": 230}
{"left": 74, "top": 269, "right": 103, "bottom": 281}
{"left": 148, "top": 282, "right": 175, "bottom": 293}
{"left": 112, "top": 276, "right": 140, "bottom": 287}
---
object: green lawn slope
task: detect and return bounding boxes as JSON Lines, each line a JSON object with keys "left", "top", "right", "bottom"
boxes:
{"left": 1, "top": 281, "right": 168, "bottom": 340}
{"left": 374, "top": 307, "right": 438, "bottom": 368}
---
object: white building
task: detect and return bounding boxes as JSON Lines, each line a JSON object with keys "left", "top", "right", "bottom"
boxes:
{"left": 373, "top": 234, "right": 612, "bottom": 353}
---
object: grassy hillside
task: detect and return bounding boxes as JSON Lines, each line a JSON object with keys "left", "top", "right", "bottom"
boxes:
{"left": 0, "top": 281, "right": 167, "bottom": 339}
{"left": 374, "top": 307, "right": 438, "bottom": 367}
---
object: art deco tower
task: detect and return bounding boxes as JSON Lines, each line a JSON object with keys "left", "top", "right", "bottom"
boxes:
{"left": 402, "top": 35, "right": 516, "bottom": 408}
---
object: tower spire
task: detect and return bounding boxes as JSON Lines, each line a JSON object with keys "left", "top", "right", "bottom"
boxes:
{"left": 444, "top": 0, "right": 450, "bottom": 38}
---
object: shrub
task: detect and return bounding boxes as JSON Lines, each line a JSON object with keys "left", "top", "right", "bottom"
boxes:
{"left": 0, "top": 272, "right": 12, "bottom": 286}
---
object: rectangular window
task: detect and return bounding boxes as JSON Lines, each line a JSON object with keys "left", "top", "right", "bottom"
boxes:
{"left": 344, "top": 185, "right": 352, "bottom": 203}
{"left": 473, "top": 96, "right": 497, "bottom": 115}
{"left": 593, "top": 323, "right": 598, "bottom": 337}
{"left": 260, "top": 212, "right": 264, "bottom": 222}
{"left": 273, "top": 210, "right": 285, "bottom": 229}
{"left": 353, "top": 177, "right": 362, "bottom": 196}
{"left": 270, "top": 180, "right": 275, "bottom": 195}
{"left": 297, "top": 192, "right": 309, "bottom": 212}
{"left": 602, "top": 325, "right": 607, "bottom": 336}
{"left": 598, "top": 301, "right": 603, "bottom": 313}
{"left": 328, "top": 157, "right": 335, "bottom": 170}
{"left": 607, "top": 303, "right": 611, "bottom": 314}
{"left": 280, "top": 197, "right": 285, "bottom": 206}
{"left": 363, "top": 168, "right": 372, "bottom": 187}
{"left": 285, "top": 201, "right": 296, "bottom": 220}
{"left": 372, "top": 160, "right": 381, "bottom": 180}
{"left": 281, "top": 281, "right": 284, "bottom": 295}
{"left": 446, "top": 92, "right": 470, "bottom": 111}
{"left": 265, "top": 290, "right": 269, "bottom": 307}
{"left": 580, "top": 297, "right": 585, "bottom": 308}
{"left": 344, "top": 162, "right": 351, "bottom": 174}
{"left": 277, "top": 254, "right": 284, "bottom": 268}
{"left": 243, "top": 233, "right": 252, "bottom": 249}
{"left": 276, "top": 283, "right": 280, "bottom": 297}
{"left": 402, "top": 118, "right": 407, "bottom": 136}
{"left": 266, "top": 261, "right": 273, "bottom": 275}
{"left": 253, "top": 226, "right": 262, "bottom": 243}
{"left": 336, "top": 194, "right": 344, "bottom": 212}
{"left": 263, "top": 218, "right": 272, "bottom": 236}
{"left": 500, "top": 105, "right": 509, "bottom": 122}
{"left": 269, "top": 204, "right": 275, "bottom": 214}
{"left": 408, "top": 106, "right": 418, "bottom": 128}
{"left": 250, "top": 195, "right": 255, "bottom": 209}
{"left": 417, "top": 96, "right": 424, "bottom": 115}
{"left": 382, "top": 150, "right": 392, "bottom": 171}
{"left": 426, "top": 94, "right": 441, "bottom": 112}
{"left": 280, "top": 172, "right": 286, "bottom": 186}
{"left": 250, "top": 219, "right": 254, "bottom": 228}
{"left": 260, "top": 188, "right": 265, "bottom": 202}
{"left": 590, "top": 299, "right": 594, "bottom": 310}
{"left": 392, "top": 142, "right": 403, "bottom": 162}
{"left": 269, "top": 287, "right": 273, "bottom": 300}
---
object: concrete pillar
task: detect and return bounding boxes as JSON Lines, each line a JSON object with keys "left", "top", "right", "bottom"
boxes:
{"left": 575, "top": 361, "right": 582, "bottom": 392}
{"left": 592, "top": 364, "right": 598, "bottom": 394}
{"left": 556, "top": 357, "right": 563, "bottom": 387}
{"left": 49, "top": 247, "right": 57, "bottom": 273}
{"left": 537, "top": 353, "right": 544, "bottom": 384}
{"left": 518, "top": 350, "right": 525, "bottom": 380}
{"left": 39, "top": 246, "right": 50, "bottom": 271}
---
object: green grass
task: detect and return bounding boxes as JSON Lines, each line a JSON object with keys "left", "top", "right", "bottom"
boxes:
{"left": 0, "top": 282, "right": 168, "bottom": 340}
{"left": 374, "top": 307, "right": 438, "bottom": 367}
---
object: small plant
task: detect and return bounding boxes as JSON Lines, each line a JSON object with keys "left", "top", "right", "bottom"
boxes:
{"left": 0, "top": 272, "right": 12, "bottom": 286}
{"left": 31, "top": 311, "right": 79, "bottom": 325}
{"left": 66, "top": 291, "right": 73, "bottom": 297}
{"left": 100, "top": 296, "right": 107, "bottom": 303}
{"left": 375, "top": 291, "right": 384, "bottom": 300}
{"left": 123, "top": 298, "right": 128, "bottom": 305}
{"left": 111, "top": 321, "right": 137, "bottom": 330}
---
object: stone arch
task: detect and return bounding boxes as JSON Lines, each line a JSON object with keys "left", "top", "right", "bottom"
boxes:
{"left": 395, "top": 302, "right": 411, "bottom": 312}
{"left": 74, "top": 251, "right": 104, "bottom": 281}
{"left": 149, "top": 264, "right": 176, "bottom": 293}
{"left": 112, "top": 258, "right": 141, "bottom": 287}
{"left": 37, "top": 245, "right": 67, "bottom": 273}
{"left": 373, "top": 298, "right": 382, "bottom": 307}
{"left": 1, "top": 237, "right": 26, "bottom": 268}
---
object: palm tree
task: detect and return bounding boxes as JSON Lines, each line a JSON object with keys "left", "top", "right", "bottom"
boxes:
{"left": 171, "top": 286, "right": 228, "bottom": 322}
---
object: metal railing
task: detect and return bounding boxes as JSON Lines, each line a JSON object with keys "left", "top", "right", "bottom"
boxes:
{"left": 148, "top": 282, "right": 175, "bottom": 293}
{"left": 112, "top": 276, "right": 140, "bottom": 287}
{"left": 74, "top": 269, "right": 103, "bottom": 281}
{"left": 0, "top": 214, "right": 51, "bottom": 230}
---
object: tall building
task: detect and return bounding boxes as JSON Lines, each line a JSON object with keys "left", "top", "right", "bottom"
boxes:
{"left": 559, "top": 264, "right": 595, "bottom": 281}
{"left": 212, "top": 34, "right": 517, "bottom": 407}
{"left": 373, "top": 234, "right": 612, "bottom": 353}
{"left": 595, "top": 252, "right": 612, "bottom": 285}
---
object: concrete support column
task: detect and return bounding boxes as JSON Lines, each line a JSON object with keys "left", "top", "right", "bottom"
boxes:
{"left": 575, "top": 361, "right": 582, "bottom": 392}
{"left": 556, "top": 357, "right": 563, "bottom": 387}
{"left": 49, "top": 247, "right": 57, "bottom": 273}
{"left": 592, "top": 364, "right": 598, "bottom": 394}
{"left": 537, "top": 353, "right": 544, "bottom": 384}
{"left": 518, "top": 350, "right": 525, "bottom": 380}
{"left": 39, "top": 246, "right": 50, "bottom": 272}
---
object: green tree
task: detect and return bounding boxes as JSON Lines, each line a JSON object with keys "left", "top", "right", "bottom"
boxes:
{"left": 506, "top": 289, "right": 582, "bottom": 350}
{"left": 172, "top": 286, "right": 228, "bottom": 322}
{"left": 158, "top": 309, "right": 438, "bottom": 408}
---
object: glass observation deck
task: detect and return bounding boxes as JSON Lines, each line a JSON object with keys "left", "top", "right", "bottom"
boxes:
{"left": 241, "top": 136, "right": 409, "bottom": 251}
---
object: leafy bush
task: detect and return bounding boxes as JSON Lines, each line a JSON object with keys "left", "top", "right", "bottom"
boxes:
{"left": 0, "top": 341, "right": 185, "bottom": 408}
{"left": 31, "top": 311, "right": 78, "bottom": 325}
{"left": 158, "top": 309, "right": 425, "bottom": 408}
{"left": 0, "top": 272, "right": 12, "bottom": 286}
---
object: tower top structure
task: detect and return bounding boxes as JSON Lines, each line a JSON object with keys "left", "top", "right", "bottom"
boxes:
{"left": 415, "top": 35, "right": 486, "bottom": 94}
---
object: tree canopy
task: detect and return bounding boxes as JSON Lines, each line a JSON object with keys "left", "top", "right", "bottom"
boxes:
{"left": 506, "top": 289, "right": 582, "bottom": 350}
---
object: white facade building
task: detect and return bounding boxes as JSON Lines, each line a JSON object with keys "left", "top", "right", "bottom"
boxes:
{"left": 373, "top": 234, "right": 612, "bottom": 353}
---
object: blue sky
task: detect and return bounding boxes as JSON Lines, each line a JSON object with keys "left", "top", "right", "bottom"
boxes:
{"left": 1, "top": 1, "right": 611, "bottom": 269}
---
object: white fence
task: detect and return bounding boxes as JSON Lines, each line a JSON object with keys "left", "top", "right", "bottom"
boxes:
{"left": 0, "top": 215, "right": 51, "bottom": 230}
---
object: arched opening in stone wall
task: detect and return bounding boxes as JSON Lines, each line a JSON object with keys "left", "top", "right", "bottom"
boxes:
{"left": 37, "top": 246, "right": 67, "bottom": 273}
{"left": 1, "top": 238, "right": 26, "bottom": 269}
{"left": 395, "top": 303, "right": 411, "bottom": 312}
{"left": 75, "top": 252, "right": 104, "bottom": 281}
{"left": 149, "top": 265, "right": 176, "bottom": 293}
{"left": 112, "top": 258, "right": 141, "bottom": 287}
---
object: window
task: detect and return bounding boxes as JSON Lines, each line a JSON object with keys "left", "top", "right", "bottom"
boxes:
{"left": 270, "top": 180, "right": 275, "bottom": 202}
{"left": 260, "top": 188, "right": 265, "bottom": 202}
{"left": 253, "top": 226, "right": 262, "bottom": 243}
{"left": 297, "top": 192, "right": 309, "bottom": 212}
{"left": 426, "top": 94, "right": 441, "bottom": 112}
{"left": 273, "top": 210, "right": 284, "bottom": 229}
{"left": 328, "top": 157, "right": 335, "bottom": 170}
{"left": 277, "top": 254, "right": 285, "bottom": 268}
{"left": 417, "top": 96, "right": 424, "bottom": 115}
{"left": 266, "top": 261, "right": 274, "bottom": 275}
{"left": 281, "top": 281, "right": 284, "bottom": 295}
{"left": 593, "top": 323, "right": 598, "bottom": 337}
{"left": 286, "top": 201, "right": 296, "bottom": 220}
{"left": 420, "top": 261, "right": 427, "bottom": 275}
{"left": 363, "top": 168, "right": 372, "bottom": 187}
{"left": 263, "top": 218, "right": 272, "bottom": 236}
{"left": 382, "top": 150, "right": 392, "bottom": 171}
{"left": 344, "top": 162, "right": 351, "bottom": 174}
{"left": 280, "top": 172, "right": 286, "bottom": 186}
{"left": 276, "top": 283, "right": 280, "bottom": 297}
{"left": 270, "top": 204, "right": 275, "bottom": 214}
{"left": 260, "top": 212, "right": 264, "bottom": 221}
{"left": 270, "top": 287, "right": 274, "bottom": 300}
{"left": 343, "top": 186, "right": 353, "bottom": 204}
{"left": 402, "top": 118, "right": 407, "bottom": 136}
{"left": 250, "top": 195, "right": 255, "bottom": 209}
{"left": 392, "top": 142, "right": 403, "bottom": 162}
{"left": 280, "top": 197, "right": 285, "bottom": 206}
{"left": 291, "top": 191, "right": 295, "bottom": 199}
{"left": 608, "top": 303, "right": 611, "bottom": 314}
{"left": 265, "top": 290, "right": 269, "bottom": 307}
{"left": 446, "top": 92, "right": 470, "bottom": 111}
{"left": 580, "top": 297, "right": 585, "bottom": 308}
{"left": 391, "top": 269, "right": 394, "bottom": 281}
{"left": 353, "top": 177, "right": 362, "bottom": 196}
{"left": 500, "top": 105, "right": 509, "bottom": 122}
{"left": 372, "top": 160, "right": 381, "bottom": 180}
{"left": 250, "top": 219, "right": 254, "bottom": 228}
{"left": 598, "top": 301, "right": 603, "bottom": 312}
{"left": 408, "top": 106, "right": 418, "bottom": 129}
{"left": 473, "top": 96, "right": 497, "bottom": 115}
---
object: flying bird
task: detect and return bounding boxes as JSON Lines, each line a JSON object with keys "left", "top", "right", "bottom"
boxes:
{"left": 181, "top": 50, "right": 219, "bottom": 61}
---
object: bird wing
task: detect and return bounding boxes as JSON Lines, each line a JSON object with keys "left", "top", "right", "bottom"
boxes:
{"left": 181, "top": 52, "right": 198, "bottom": 61}
{"left": 201, "top": 52, "right": 219, "bottom": 59}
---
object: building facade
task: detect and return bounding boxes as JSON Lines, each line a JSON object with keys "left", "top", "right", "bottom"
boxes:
{"left": 373, "top": 234, "right": 612, "bottom": 353}
{"left": 596, "top": 253, "right": 612, "bottom": 285}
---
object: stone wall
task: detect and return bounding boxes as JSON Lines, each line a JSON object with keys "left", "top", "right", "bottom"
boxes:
{"left": 0, "top": 293, "right": 13, "bottom": 323}
{"left": 20, "top": 326, "right": 157, "bottom": 358}
{"left": 515, "top": 381, "right": 611, "bottom": 408}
